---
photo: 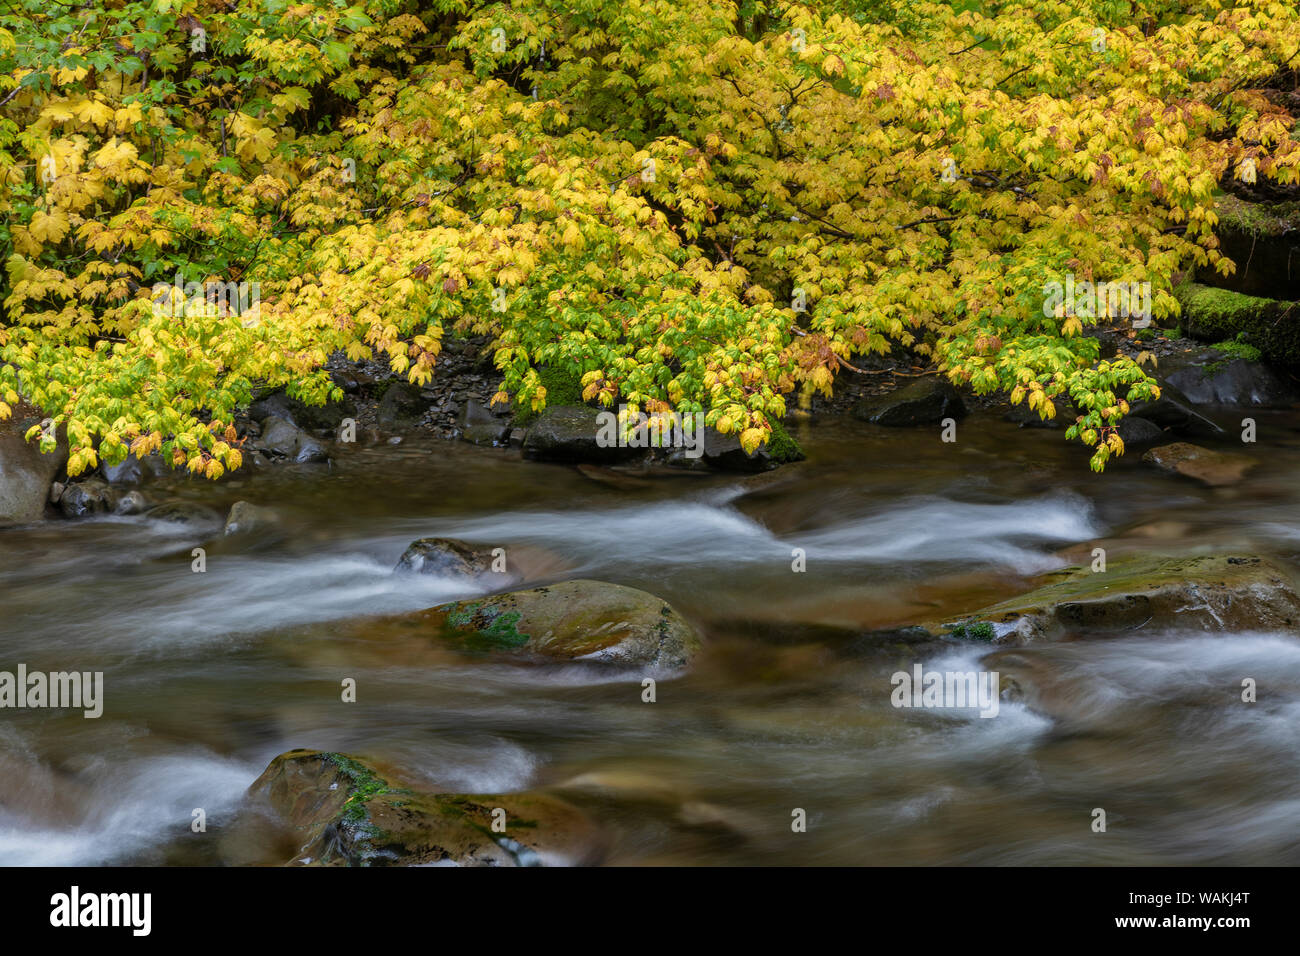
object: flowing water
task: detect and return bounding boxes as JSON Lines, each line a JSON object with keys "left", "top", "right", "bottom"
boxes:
{"left": 2, "top": 410, "right": 1299, "bottom": 865}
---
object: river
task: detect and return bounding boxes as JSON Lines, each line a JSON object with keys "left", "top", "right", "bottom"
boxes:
{"left": 1, "top": 410, "right": 1298, "bottom": 865}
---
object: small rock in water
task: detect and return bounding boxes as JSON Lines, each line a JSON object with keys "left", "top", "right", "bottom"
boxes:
{"left": 1142, "top": 442, "right": 1256, "bottom": 486}
{"left": 114, "top": 491, "right": 149, "bottom": 516}
{"left": 394, "top": 537, "right": 500, "bottom": 580}
{"left": 59, "top": 478, "right": 119, "bottom": 518}
{"left": 255, "top": 416, "right": 328, "bottom": 464}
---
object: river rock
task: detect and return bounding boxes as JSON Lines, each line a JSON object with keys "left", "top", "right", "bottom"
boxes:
{"left": 248, "top": 749, "right": 602, "bottom": 866}
{"left": 0, "top": 405, "right": 66, "bottom": 523}
{"left": 458, "top": 400, "right": 511, "bottom": 446}
{"left": 394, "top": 537, "right": 501, "bottom": 580}
{"left": 59, "top": 478, "right": 119, "bottom": 518}
{"left": 1126, "top": 382, "right": 1225, "bottom": 438}
{"left": 522, "top": 405, "right": 642, "bottom": 464}
{"left": 224, "top": 500, "right": 281, "bottom": 537}
{"left": 852, "top": 377, "right": 966, "bottom": 426}
{"left": 1161, "top": 350, "right": 1298, "bottom": 408}
{"left": 947, "top": 553, "right": 1300, "bottom": 643}
{"left": 402, "top": 579, "right": 702, "bottom": 667}
{"left": 1116, "top": 415, "right": 1168, "bottom": 449}
{"left": 256, "top": 416, "right": 328, "bottom": 463}
{"left": 249, "top": 389, "right": 356, "bottom": 432}
{"left": 143, "top": 501, "right": 225, "bottom": 529}
{"left": 376, "top": 382, "right": 428, "bottom": 430}
{"left": 1142, "top": 442, "right": 1256, "bottom": 486}
{"left": 114, "top": 490, "right": 149, "bottom": 516}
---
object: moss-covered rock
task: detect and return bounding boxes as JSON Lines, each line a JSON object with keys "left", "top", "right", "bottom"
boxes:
{"left": 411, "top": 579, "right": 703, "bottom": 667}
{"left": 1205, "top": 195, "right": 1300, "bottom": 300}
{"left": 942, "top": 554, "right": 1300, "bottom": 643}
{"left": 1176, "top": 283, "right": 1300, "bottom": 366}
{"left": 512, "top": 365, "right": 586, "bottom": 428}
{"left": 248, "top": 749, "right": 602, "bottom": 866}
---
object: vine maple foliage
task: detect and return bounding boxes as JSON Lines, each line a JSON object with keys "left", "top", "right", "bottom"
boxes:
{"left": 2, "top": 1, "right": 1298, "bottom": 475}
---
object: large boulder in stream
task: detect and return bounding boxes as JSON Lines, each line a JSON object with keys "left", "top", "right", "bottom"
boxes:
{"left": 248, "top": 749, "right": 602, "bottom": 866}
{"left": 395, "top": 579, "right": 702, "bottom": 668}
{"left": 0, "top": 404, "right": 65, "bottom": 524}
{"left": 943, "top": 554, "right": 1300, "bottom": 643}
{"left": 852, "top": 377, "right": 966, "bottom": 426}
{"left": 522, "top": 405, "right": 641, "bottom": 464}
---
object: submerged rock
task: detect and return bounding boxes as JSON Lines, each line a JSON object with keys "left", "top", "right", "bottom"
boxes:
{"left": 947, "top": 554, "right": 1300, "bottom": 643}
{"left": 1142, "top": 442, "right": 1256, "bottom": 487}
{"left": 143, "top": 501, "right": 224, "bottom": 529}
{"left": 401, "top": 579, "right": 702, "bottom": 668}
{"left": 248, "top": 749, "right": 602, "bottom": 867}
{"left": 852, "top": 377, "right": 966, "bottom": 426}
{"left": 223, "top": 500, "right": 281, "bottom": 537}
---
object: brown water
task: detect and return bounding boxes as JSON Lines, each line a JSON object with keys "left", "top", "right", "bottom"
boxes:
{"left": 2, "top": 411, "right": 1299, "bottom": 865}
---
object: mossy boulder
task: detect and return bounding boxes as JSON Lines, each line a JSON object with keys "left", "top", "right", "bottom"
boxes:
{"left": 852, "top": 376, "right": 966, "bottom": 426}
{"left": 412, "top": 579, "right": 702, "bottom": 667}
{"left": 1204, "top": 195, "right": 1300, "bottom": 300}
{"left": 1176, "top": 283, "right": 1300, "bottom": 367}
{"left": 248, "top": 749, "right": 602, "bottom": 866}
{"left": 944, "top": 554, "right": 1300, "bottom": 643}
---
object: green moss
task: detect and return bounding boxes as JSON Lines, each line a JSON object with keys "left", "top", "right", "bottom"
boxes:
{"left": 948, "top": 620, "right": 996, "bottom": 641}
{"left": 512, "top": 364, "right": 586, "bottom": 426}
{"left": 1134, "top": 327, "right": 1157, "bottom": 342}
{"left": 1214, "top": 194, "right": 1300, "bottom": 237}
{"left": 313, "top": 752, "right": 416, "bottom": 864}
{"left": 1175, "top": 282, "right": 1300, "bottom": 366}
{"left": 1210, "top": 337, "right": 1262, "bottom": 363}
{"left": 766, "top": 419, "right": 806, "bottom": 463}
{"left": 443, "top": 601, "right": 531, "bottom": 649}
